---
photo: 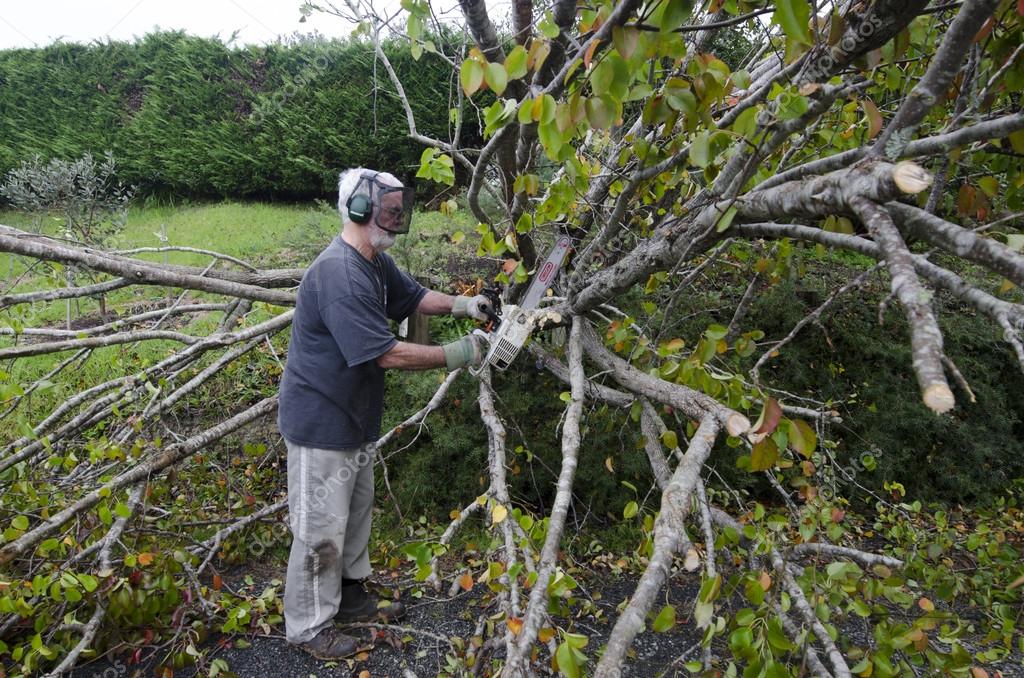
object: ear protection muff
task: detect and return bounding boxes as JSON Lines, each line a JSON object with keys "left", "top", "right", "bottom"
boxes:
{"left": 346, "top": 193, "right": 372, "bottom": 224}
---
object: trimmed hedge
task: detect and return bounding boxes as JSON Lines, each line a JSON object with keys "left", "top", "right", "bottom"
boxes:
{"left": 0, "top": 32, "right": 462, "bottom": 200}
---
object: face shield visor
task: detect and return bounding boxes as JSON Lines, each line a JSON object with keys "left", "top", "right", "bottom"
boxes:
{"left": 353, "top": 174, "right": 415, "bottom": 235}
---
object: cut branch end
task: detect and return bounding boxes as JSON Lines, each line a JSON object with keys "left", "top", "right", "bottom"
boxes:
{"left": 893, "top": 161, "right": 933, "bottom": 194}
{"left": 726, "top": 413, "right": 752, "bottom": 438}
{"left": 923, "top": 383, "right": 956, "bottom": 414}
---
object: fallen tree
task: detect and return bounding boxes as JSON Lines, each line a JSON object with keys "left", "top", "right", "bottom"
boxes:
{"left": 1, "top": 0, "right": 1023, "bottom": 675}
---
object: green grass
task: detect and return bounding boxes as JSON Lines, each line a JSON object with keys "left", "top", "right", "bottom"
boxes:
{"left": 0, "top": 199, "right": 484, "bottom": 430}
{"left": 1, "top": 199, "right": 480, "bottom": 271}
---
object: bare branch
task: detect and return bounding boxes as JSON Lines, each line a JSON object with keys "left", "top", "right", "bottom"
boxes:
{"left": 581, "top": 324, "right": 751, "bottom": 436}
{"left": 0, "top": 396, "right": 278, "bottom": 565}
{"left": 889, "top": 202, "right": 1024, "bottom": 289}
{"left": 0, "top": 278, "right": 131, "bottom": 309}
{"left": 0, "top": 225, "right": 298, "bottom": 304}
{"left": 872, "top": 0, "right": 1001, "bottom": 159}
{"left": 507, "top": 317, "right": 585, "bottom": 675}
{"left": 595, "top": 416, "right": 720, "bottom": 677}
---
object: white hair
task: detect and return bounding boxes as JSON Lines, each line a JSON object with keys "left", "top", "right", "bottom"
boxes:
{"left": 337, "top": 167, "right": 402, "bottom": 224}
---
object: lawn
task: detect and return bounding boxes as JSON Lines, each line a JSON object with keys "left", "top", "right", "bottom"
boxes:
{"left": 0, "top": 199, "right": 482, "bottom": 425}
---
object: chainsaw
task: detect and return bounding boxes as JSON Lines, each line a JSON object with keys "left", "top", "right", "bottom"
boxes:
{"left": 471, "top": 235, "right": 573, "bottom": 373}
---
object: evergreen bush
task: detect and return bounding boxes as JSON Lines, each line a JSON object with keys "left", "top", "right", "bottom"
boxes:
{"left": 0, "top": 32, "right": 461, "bottom": 200}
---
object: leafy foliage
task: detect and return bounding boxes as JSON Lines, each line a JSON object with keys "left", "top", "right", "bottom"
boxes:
{"left": 0, "top": 33, "right": 461, "bottom": 200}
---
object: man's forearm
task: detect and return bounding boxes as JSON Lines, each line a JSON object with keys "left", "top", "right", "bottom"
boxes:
{"left": 416, "top": 290, "right": 455, "bottom": 316}
{"left": 376, "top": 341, "right": 446, "bottom": 370}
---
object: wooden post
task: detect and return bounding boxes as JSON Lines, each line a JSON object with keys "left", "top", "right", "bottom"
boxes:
{"left": 407, "top": 311, "right": 430, "bottom": 345}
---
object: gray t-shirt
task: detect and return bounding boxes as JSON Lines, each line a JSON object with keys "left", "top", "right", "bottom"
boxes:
{"left": 278, "top": 237, "right": 427, "bottom": 449}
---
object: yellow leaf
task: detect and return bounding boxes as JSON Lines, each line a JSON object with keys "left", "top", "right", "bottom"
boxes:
{"left": 458, "top": 572, "right": 474, "bottom": 592}
{"left": 918, "top": 597, "right": 935, "bottom": 612}
{"left": 137, "top": 552, "right": 155, "bottom": 567}
{"left": 538, "top": 626, "right": 556, "bottom": 643}
{"left": 970, "top": 669, "right": 990, "bottom": 678}
{"left": 605, "top": 456, "right": 615, "bottom": 473}
{"left": 683, "top": 548, "right": 701, "bottom": 572}
{"left": 492, "top": 504, "right": 508, "bottom": 526}
{"left": 507, "top": 616, "right": 523, "bottom": 635}
{"left": 862, "top": 98, "right": 883, "bottom": 140}
{"left": 758, "top": 571, "right": 772, "bottom": 591}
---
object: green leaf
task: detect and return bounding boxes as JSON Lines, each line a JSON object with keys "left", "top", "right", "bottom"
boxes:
{"left": 705, "top": 324, "right": 728, "bottom": 341}
{"left": 505, "top": 45, "right": 528, "bottom": 80}
{"left": 585, "top": 96, "right": 615, "bottom": 129}
{"left": 11, "top": 515, "right": 28, "bottom": 531}
{"left": 652, "top": 604, "right": 677, "bottom": 632}
{"left": 661, "top": 430, "right": 679, "bottom": 449}
{"left": 514, "top": 261, "right": 529, "bottom": 283}
{"left": 749, "top": 438, "right": 779, "bottom": 471}
{"left": 773, "top": 0, "right": 811, "bottom": 45}
{"left": 485, "top": 62, "right": 508, "bottom": 96}
{"left": 612, "top": 25, "right": 640, "bottom": 59}
{"left": 689, "top": 132, "right": 711, "bottom": 168}
{"left": 538, "top": 119, "right": 565, "bottom": 156}
{"left": 623, "top": 501, "right": 639, "bottom": 519}
{"left": 660, "top": 0, "right": 694, "bottom": 32}
{"left": 766, "top": 619, "right": 795, "bottom": 651}
{"left": 77, "top": 574, "right": 98, "bottom": 593}
{"left": 593, "top": 54, "right": 630, "bottom": 101}
{"left": 555, "top": 640, "right": 580, "bottom": 678}
{"left": 977, "top": 175, "right": 999, "bottom": 198}
{"left": 460, "top": 59, "right": 485, "bottom": 96}
{"left": 114, "top": 502, "right": 131, "bottom": 519}
{"left": 591, "top": 58, "right": 615, "bottom": 97}
{"left": 539, "top": 11, "right": 560, "bottom": 39}
{"left": 515, "top": 213, "right": 534, "bottom": 234}
{"left": 729, "top": 626, "right": 754, "bottom": 653}
{"left": 788, "top": 419, "right": 817, "bottom": 458}
{"left": 416, "top": 147, "right": 455, "bottom": 186}
{"left": 518, "top": 97, "right": 535, "bottom": 124}
{"left": 777, "top": 91, "right": 809, "bottom": 120}
{"left": 715, "top": 206, "right": 738, "bottom": 232}
{"left": 483, "top": 99, "right": 518, "bottom": 137}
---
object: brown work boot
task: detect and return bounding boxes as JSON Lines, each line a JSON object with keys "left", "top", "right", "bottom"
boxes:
{"left": 335, "top": 580, "right": 406, "bottom": 624}
{"left": 296, "top": 626, "right": 361, "bottom": 660}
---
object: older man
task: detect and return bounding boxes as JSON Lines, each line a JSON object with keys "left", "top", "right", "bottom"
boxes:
{"left": 278, "top": 168, "right": 491, "bottom": 659}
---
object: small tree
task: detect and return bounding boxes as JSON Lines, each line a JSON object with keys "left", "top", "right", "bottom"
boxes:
{"left": 2, "top": 152, "right": 135, "bottom": 324}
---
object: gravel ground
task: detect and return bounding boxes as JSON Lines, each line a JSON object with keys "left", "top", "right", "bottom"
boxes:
{"left": 68, "top": 567, "right": 707, "bottom": 678}
{"left": 66, "top": 563, "right": 1023, "bottom": 678}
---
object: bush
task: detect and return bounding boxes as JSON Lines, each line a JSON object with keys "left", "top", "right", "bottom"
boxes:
{"left": 0, "top": 32, "right": 465, "bottom": 201}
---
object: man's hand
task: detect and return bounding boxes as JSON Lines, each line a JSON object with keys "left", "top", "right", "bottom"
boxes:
{"left": 442, "top": 333, "right": 487, "bottom": 370}
{"left": 452, "top": 294, "right": 494, "bottom": 322}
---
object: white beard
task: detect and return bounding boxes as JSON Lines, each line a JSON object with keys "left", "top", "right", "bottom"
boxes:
{"left": 370, "top": 227, "right": 396, "bottom": 252}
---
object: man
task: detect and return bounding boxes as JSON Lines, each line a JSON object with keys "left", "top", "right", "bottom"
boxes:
{"left": 278, "top": 167, "right": 492, "bottom": 659}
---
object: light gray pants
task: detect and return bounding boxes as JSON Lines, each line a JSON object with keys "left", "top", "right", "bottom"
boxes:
{"left": 284, "top": 441, "right": 375, "bottom": 643}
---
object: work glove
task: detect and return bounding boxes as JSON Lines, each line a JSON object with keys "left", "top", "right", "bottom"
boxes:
{"left": 442, "top": 332, "right": 486, "bottom": 370}
{"left": 452, "top": 294, "right": 494, "bottom": 322}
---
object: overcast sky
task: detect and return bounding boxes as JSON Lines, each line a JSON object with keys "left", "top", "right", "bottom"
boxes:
{"left": 0, "top": 1, "right": 365, "bottom": 50}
